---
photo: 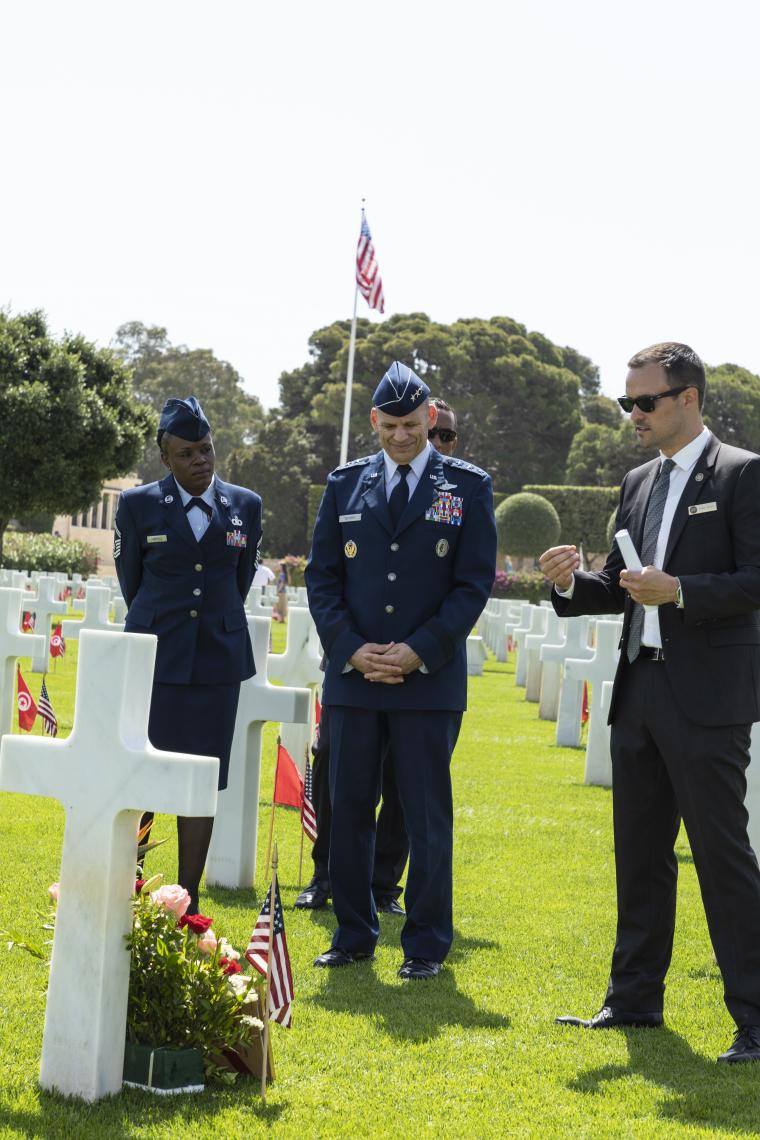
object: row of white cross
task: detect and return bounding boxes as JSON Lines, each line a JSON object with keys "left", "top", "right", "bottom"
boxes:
{"left": 0, "top": 580, "right": 322, "bottom": 1102}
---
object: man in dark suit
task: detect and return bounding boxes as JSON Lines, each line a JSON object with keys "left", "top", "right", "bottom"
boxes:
{"left": 539, "top": 342, "right": 760, "bottom": 1061}
{"left": 296, "top": 396, "right": 461, "bottom": 917}
{"left": 305, "top": 363, "right": 496, "bottom": 979}
{"left": 115, "top": 396, "right": 261, "bottom": 914}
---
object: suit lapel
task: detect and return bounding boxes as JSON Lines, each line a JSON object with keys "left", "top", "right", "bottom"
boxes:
{"left": 201, "top": 476, "right": 230, "bottom": 545}
{"left": 159, "top": 475, "right": 198, "bottom": 552}
{"left": 360, "top": 454, "right": 392, "bottom": 535}
{"left": 663, "top": 434, "right": 718, "bottom": 566}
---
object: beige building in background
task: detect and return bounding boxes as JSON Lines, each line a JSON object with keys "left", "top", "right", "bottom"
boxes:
{"left": 53, "top": 475, "right": 141, "bottom": 574}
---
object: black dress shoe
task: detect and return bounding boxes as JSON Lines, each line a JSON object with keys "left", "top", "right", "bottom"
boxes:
{"left": 375, "top": 897, "right": 405, "bottom": 916}
{"left": 294, "top": 878, "right": 330, "bottom": 909}
{"left": 555, "top": 1005, "right": 663, "bottom": 1029}
{"left": 398, "top": 958, "right": 442, "bottom": 980}
{"left": 313, "top": 947, "right": 374, "bottom": 968}
{"left": 717, "top": 1025, "right": 760, "bottom": 1062}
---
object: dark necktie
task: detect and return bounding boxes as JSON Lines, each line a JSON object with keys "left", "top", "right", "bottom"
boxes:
{"left": 184, "top": 496, "right": 213, "bottom": 518}
{"left": 626, "top": 457, "right": 676, "bottom": 663}
{"left": 388, "top": 464, "right": 412, "bottom": 529}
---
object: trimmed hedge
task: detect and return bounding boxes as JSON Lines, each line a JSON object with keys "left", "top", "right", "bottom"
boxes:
{"left": 523, "top": 484, "right": 619, "bottom": 552}
{"left": 2, "top": 533, "right": 99, "bottom": 575}
{"left": 491, "top": 571, "right": 552, "bottom": 604}
{"left": 495, "top": 493, "right": 560, "bottom": 558}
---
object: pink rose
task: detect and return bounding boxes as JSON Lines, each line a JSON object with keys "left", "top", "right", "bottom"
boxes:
{"left": 48, "top": 883, "right": 60, "bottom": 902}
{"left": 151, "top": 884, "right": 191, "bottom": 918}
{"left": 197, "top": 929, "right": 218, "bottom": 955}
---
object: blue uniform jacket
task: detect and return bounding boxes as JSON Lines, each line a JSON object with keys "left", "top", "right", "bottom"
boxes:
{"left": 305, "top": 448, "right": 496, "bottom": 711}
{"left": 114, "top": 473, "right": 262, "bottom": 685}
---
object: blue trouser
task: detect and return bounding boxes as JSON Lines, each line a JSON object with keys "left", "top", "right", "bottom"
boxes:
{"left": 327, "top": 706, "right": 462, "bottom": 962}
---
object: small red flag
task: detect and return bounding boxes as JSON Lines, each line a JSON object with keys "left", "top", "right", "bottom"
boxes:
{"left": 50, "top": 623, "right": 66, "bottom": 658}
{"left": 17, "top": 666, "right": 38, "bottom": 732}
{"left": 315, "top": 695, "right": 321, "bottom": 726}
{"left": 581, "top": 682, "right": 590, "bottom": 725}
{"left": 273, "top": 742, "right": 303, "bottom": 809}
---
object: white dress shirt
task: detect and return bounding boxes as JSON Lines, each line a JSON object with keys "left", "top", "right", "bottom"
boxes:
{"left": 176, "top": 479, "right": 215, "bottom": 542}
{"left": 383, "top": 441, "right": 433, "bottom": 500}
{"left": 557, "top": 427, "right": 710, "bottom": 647}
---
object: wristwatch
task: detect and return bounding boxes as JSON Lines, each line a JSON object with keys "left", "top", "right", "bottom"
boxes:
{"left": 674, "top": 578, "right": 684, "bottom": 609}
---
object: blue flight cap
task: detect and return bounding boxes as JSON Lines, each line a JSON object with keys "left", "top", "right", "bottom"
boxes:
{"left": 158, "top": 396, "right": 211, "bottom": 441}
{"left": 372, "top": 362, "right": 430, "bottom": 416}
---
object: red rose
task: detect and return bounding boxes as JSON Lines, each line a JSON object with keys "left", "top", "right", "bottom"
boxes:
{"left": 219, "top": 957, "right": 242, "bottom": 975}
{"left": 179, "top": 913, "right": 214, "bottom": 934}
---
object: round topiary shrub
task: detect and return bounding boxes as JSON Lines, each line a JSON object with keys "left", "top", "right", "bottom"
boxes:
{"left": 495, "top": 492, "right": 561, "bottom": 558}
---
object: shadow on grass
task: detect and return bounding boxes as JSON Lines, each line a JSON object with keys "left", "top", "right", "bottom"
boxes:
{"left": 0, "top": 1082, "right": 285, "bottom": 1140}
{"left": 568, "top": 1026, "right": 760, "bottom": 1135}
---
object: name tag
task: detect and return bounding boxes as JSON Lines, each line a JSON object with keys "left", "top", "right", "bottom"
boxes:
{"left": 425, "top": 492, "right": 464, "bottom": 526}
{"left": 147, "top": 534, "right": 168, "bottom": 543}
{"left": 688, "top": 501, "right": 717, "bottom": 515}
{"left": 339, "top": 513, "right": 363, "bottom": 523}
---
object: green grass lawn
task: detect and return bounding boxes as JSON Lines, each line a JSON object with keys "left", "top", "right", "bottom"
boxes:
{"left": 1, "top": 621, "right": 759, "bottom": 1138}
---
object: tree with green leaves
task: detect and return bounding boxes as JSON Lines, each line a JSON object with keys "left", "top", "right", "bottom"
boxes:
{"left": 277, "top": 312, "right": 592, "bottom": 492}
{"left": 112, "top": 321, "right": 266, "bottom": 484}
{"left": 704, "top": 364, "right": 760, "bottom": 452}
{"left": 0, "top": 310, "right": 154, "bottom": 562}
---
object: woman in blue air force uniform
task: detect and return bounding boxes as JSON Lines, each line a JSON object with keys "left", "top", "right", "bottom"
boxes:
{"left": 114, "top": 396, "right": 261, "bottom": 913}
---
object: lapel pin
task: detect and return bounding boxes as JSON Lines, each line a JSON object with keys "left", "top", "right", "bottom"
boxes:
{"left": 164, "top": 494, "right": 174, "bottom": 504}
{"left": 231, "top": 515, "right": 243, "bottom": 526}
{"left": 220, "top": 495, "right": 229, "bottom": 505}
{"left": 694, "top": 473, "right": 704, "bottom": 482}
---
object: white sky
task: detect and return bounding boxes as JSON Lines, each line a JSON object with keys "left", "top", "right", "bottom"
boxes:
{"left": 2, "top": 1, "right": 758, "bottom": 410}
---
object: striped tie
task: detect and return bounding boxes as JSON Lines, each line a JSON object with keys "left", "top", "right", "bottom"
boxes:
{"left": 626, "top": 458, "right": 676, "bottom": 664}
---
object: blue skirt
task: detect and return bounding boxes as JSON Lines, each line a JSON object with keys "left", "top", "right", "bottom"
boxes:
{"left": 148, "top": 682, "right": 240, "bottom": 791}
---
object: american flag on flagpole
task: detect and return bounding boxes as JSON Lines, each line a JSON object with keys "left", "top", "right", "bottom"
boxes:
{"left": 356, "top": 210, "right": 385, "bottom": 313}
{"left": 245, "top": 876, "right": 294, "bottom": 1027}
{"left": 38, "top": 678, "right": 58, "bottom": 737}
{"left": 301, "top": 754, "right": 318, "bottom": 843}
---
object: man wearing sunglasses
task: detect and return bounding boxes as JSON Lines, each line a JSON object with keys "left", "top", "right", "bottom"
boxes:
{"left": 429, "top": 398, "right": 458, "bottom": 456}
{"left": 539, "top": 341, "right": 760, "bottom": 1062}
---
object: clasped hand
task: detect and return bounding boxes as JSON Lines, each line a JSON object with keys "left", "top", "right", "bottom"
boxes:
{"left": 349, "top": 642, "right": 423, "bottom": 684}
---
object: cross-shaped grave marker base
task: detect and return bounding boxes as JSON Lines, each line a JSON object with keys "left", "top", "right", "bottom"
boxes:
{"left": 268, "top": 606, "right": 323, "bottom": 776}
{"left": 0, "top": 629, "right": 219, "bottom": 1101}
{"left": 0, "top": 588, "right": 45, "bottom": 735}
{"left": 205, "top": 615, "right": 311, "bottom": 889}
{"left": 62, "top": 582, "right": 123, "bottom": 643}
{"left": 28, "top": 576, "right": 67, "bottom": 672}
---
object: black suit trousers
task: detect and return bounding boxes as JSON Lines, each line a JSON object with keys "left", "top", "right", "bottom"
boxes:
{"left": 310, "top": 704, "right": 410, "bottom": 898}
{"left": 607, "top": 657, "right": 760, "bottom": 1025}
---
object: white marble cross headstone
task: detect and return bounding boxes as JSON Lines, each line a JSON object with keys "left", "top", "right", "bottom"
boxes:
{"left": 466, "top": 634, "right": 488, "bottom": 675}
{"left": 0, "top": 588, "right": 45, "bottom": 736}
{"left": 0, "top": 629, "right": 219, "bottom": 1102}
{"left": 268, "top": 607, "right": 323, "bottom": 776}
{"left": 245, "top": 584, "right": 274, "bottom": 618}
{"left": 523, "top": 608, "right": 557, "bottom": 702}
{"left": 514, "top": 606, "right": 546, "bottom": 688}
{"left": 584, "top": 679, "right": 614, "bottom": 787}
{"left": 27, "top": 576, "right": 67, "bottom": 674}
{"left": 539, "top": 615, "right": 589, "bottom": 722}
{"left": 61, "top": 582, "right": 123, "bottom": 642}
{"left": 563, "top": 619, "right": 622, "bottom": 768}
{"left": 206, "top": 615, "right": 311, "bottom": 889}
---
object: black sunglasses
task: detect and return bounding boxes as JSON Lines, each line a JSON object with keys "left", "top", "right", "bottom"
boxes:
{"left": 617, "top": 385, "right": 693, "bottom": 414}
{"left": 429, "top": 428, "right": 457, "bottom": 443}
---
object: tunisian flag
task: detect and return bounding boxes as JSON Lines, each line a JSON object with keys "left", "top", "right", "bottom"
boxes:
{"left": 17, "top": 666, "right": 38, "bottom": 732}
{"left": 50, "top": 624, "right": 66, "bottom": 658}
{"left": 273, "top": 741, "right": 303, "bottom": 809}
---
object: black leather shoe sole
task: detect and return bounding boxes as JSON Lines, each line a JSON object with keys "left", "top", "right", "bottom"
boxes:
{"left": 556, "top": 1007, "right": 663, "bottom": 1029}
{"left": 375, "top": 898, "right": 405, "bottom": 916}
{"left": 295, "top": 882, "right": 330, "bottom": 909}
{"left": 313, "top": 947, "right": 375, "bottom": 968}
{"left": 398, "top": 958, "right": 442, "bottom": 980}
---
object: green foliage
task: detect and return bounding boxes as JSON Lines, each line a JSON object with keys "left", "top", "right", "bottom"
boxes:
{"left": 0, "top": 310, "right": 153, "bottom": 561}
{"left": 228, "top": 415, "right": 317, "bottom": 556}
{"left": 491, "top": 570, "right": 552, "bottom": 603}
{"left": 524, "top": 484, "right": 619, "bottom": 553}
{"left": 307, "top": 483, "right": 325, "bottom": 544}
{"left": 277, "top": 312, "right": 592, "bottom": 492}
{"left": 10, "top": 511, "right": 56, "bottom": 534}
{"left": 704, "top": 363, "right": 760, "bottom": 451}
{"left": 495, "top": 493, "right": 560, "bottom": 557}
{"left": 112, "top": 322, "right": 266, "bottom": 485}
{"left": 126, "top": 894, "right": 258, "bottom": 1069}
{"left": 564, "top": 419, "right": 655, "bottom": 486}
{"left": 606, "top": 506, "right": 619, "bottom": 550}
{"left": 2, "top": 533, "right": 98, "bottom": 574}
{"left": 580, "top": 394, "right": 622, "bottom": 427}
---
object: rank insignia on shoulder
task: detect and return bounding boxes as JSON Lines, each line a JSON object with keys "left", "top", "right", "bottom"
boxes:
{"left": 436, "top": 539, "right": 449, "bottom": 557}
{"left": 344, "top": 539, "right": 358, "bottom": 559}
{"left": 231, "top": 515, "right": 243, "bottom": 526}
{"left": 227, "top": 530, "right": 247, "bottom": 548}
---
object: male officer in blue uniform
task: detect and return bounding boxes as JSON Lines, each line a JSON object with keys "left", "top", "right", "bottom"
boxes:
{"left": 115, "top": 396, "right": 262, "bottom": 914}
{"left": 306, "top": 362, "right": 496, "bottom": 979}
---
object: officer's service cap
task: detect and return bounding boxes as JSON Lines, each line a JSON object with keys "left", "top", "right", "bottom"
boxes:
{"left": 159, "top": 396, "right": 211, "bottom": 441}
{"left": 372, "top": 362, "right": 430, "bottom": 416}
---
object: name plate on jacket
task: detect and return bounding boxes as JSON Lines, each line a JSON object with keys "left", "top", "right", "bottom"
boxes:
{"left": 147, "top": 534, "right": 168, "bottom": 543}
{"left": 688, "top": 501, "right": 717, "bottom": 515}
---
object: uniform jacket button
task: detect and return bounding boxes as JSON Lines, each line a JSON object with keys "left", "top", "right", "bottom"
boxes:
{"left": 189, "top": 609, "right": 198, "bottom": 618}
{"left": 193, "top": 588, "right": 201, "bottom": 596}
{"left": 385, "top": 604, "right": 395, "bottom": 614}
{"left": 387, "top": 572, "right": 397, "bottom": 582}
{"left": 390, "top": 542, "right": 399, "bottom": 552}
{"left": 194, "top": 563, "right": 203, "bottom": 572}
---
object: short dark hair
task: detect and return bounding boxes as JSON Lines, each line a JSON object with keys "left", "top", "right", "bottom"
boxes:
{"left": 627, "top": 342, "right": 706, "bottom": 409}
{"left": 431, "top": 396, "right": 456, "bottom": 421}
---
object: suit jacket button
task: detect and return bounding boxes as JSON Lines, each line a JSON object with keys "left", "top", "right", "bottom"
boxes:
{"left": 193, "top": 588, "right": 201, "bottom": 596}
{"left": 190, "top": 609, "right": 198, "bottom": 618}
{"left": 390, "top": 542, "right": 399, "bottom": 552}
{"left": 385, "top": 604, "right": 395, "bottom": 614}
{"left": 387, "top": 572, "right": 397, "bottom": 582}
{"left": 195, "top": 563, "right": 203, "bottom": 572}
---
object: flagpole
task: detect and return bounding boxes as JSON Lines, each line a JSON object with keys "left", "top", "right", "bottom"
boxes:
{"left": 260, "top": 842, "right": 278, "bottom": 1104}
{"left": 339, "top": 282, "right": 360, "bottom": 466}
{"left": 264, "top": 736, "right": 280, "bottom": 880}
